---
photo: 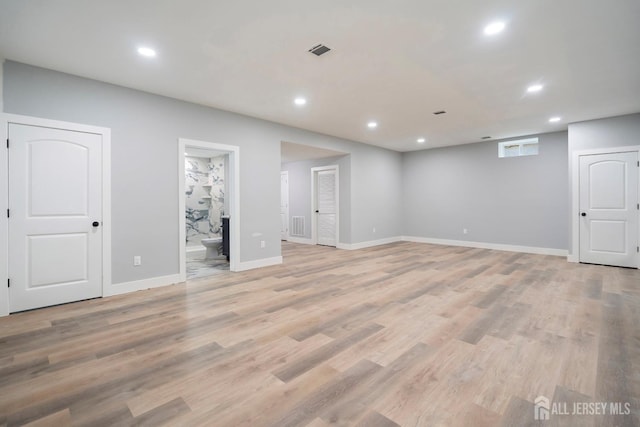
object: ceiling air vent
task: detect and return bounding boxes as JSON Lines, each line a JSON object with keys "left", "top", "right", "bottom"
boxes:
{"left": 433, "top": 110, "right": 446, "bottom": 115}
{"left": 481, "top": 136, "right": 492, "bottom": 140}
{"left": 309, "top": 44, "right": 331, "bottom": 56}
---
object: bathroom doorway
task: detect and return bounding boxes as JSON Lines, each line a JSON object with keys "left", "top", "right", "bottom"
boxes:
{"left": 178, "top": 139, "right": 240, "bottom": 281}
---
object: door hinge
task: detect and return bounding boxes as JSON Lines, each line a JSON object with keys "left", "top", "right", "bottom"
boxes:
{"left": 6, "top": 209, "right": 9, "bottom": 218}
{"left": 6, "top": 139, "right": 8, "bottom": 149}
{"left": 637, "top": 160, "right": 639, "bottom": 167}
{"left": 7, "top": 279, "right": 9, "bottom": 288}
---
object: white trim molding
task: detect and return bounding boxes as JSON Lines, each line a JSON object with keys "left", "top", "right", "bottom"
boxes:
{"left": 0, "top": 113, "right": 112, "bottom": 317}
{"left": 402, "top": 236, "right": 568, "bottom": 257}
{"left": 236, "top": 256, "right": 283, "bottom": 272}
{"left": 105, "top": 274, "right": 182, "bottom": 297}
{"left": 0, "top": 117, "right": 7, "bottom": 316}
{"left": 337, "top": 236, "right": 402, "bottom": 250}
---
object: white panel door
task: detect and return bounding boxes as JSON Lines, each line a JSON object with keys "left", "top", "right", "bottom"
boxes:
{"left": 9, "top": 124, "right": 102, "bottom": 312}
{"left": 579, "top": 151, "right": 638, "bottom": 267}
{"left": 316, "top": 169, "right": 337, "bottom": 247}
{"left": 280, "top": 171, "right": 289, "bottom": 240}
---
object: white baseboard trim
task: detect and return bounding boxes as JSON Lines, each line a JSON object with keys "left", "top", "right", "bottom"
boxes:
{"left": 337, "top": 236, "right": 403, "bottom": 251}
{"left": 401, "top": 236, "right": 568, "bottom": 257}
{"left": 105, "top": 273, "right": 182, "bottom": 297}
{"left": 567, "top": 254, "right": 579, "bottom": 263}
{"left": 236, "top": 256, "right": 283, "bottom": 272}
{"left": 286, "top": 236, "right": 314, "bottom": 245}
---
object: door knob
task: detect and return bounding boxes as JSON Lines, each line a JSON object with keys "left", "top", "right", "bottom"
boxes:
{"left": 92, "top": 221, "right": 100, "bottom": 227}
{"left": 581, "top": 212, "right": 586, "bottom": 217}
{"left": 315, "top": 210, "right": 319, "bottom": 213}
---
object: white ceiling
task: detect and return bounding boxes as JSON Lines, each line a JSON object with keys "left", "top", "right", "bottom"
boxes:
{"left": 1, "top": 1, "right": 639, "bottom": 152}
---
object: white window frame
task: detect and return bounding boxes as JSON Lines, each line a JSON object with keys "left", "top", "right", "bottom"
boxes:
{"left": 498, "top": 137, "right": 539, "bottom": 158}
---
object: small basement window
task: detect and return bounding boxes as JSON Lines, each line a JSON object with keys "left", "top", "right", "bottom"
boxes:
{"left": 498, "top": 137, "right": 539, "bottom": 158}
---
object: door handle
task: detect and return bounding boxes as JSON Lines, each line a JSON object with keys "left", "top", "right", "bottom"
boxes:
{"left": 92, "top": 221, "right": 100, "bottom": 227}
{"left": 315, "top": 210, "right": 319, "bottom": 213}
{"left": 581, "top": 212, "right": 587, "bottom": 217}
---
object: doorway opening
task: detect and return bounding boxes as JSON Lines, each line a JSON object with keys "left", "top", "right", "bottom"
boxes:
{"left": 1, "top": 114, "right": 111, "bottom": 315}
{"left": 572, "top": 146, "right": 640, "bottom": 268}
{"left": 178, "top": 139, "right": 240, "bottom": 281}
{"left": 312, "top": 165, "right": 339, "bottom": 247}
{"left": 281, "top": 171, "right": 289, "bottom": 240}
{"left": 280, "top": 141, "right": 348, "bottom": 251}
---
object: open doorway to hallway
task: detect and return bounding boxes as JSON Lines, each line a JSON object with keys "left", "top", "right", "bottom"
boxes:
{"left": 280, "top": 141, "right": 348, "bottom": 250}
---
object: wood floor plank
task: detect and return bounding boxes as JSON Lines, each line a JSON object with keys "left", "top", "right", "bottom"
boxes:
{"left": 131, "top": 397, "right": 191, "bottom": 427}
{"left": 594, "top": 292, "right": 640, "bottom": 427}
{"left": 272, "top": 323, "right": 384, "bottom": 382}
{"left": 0, "top": 241, "right": 638, "bottom": 426}
{"left": 322, "top": 343, "right": 433, "bottom": 424}
{"left": 270, "top": 359, "right": 382, "bottom": 427}
{"left": 353, "top": 410, "right": 400, "bottom": 427}
{"left": 498, "top": 396, "right": 538, "bottom": 427}
{"left": 21, "top": 409, "right": 71, "bottom": 427}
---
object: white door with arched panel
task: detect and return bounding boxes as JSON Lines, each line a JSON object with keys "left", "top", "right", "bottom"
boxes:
{"left": 281, "top": 171, "right": 289, "bottom": 240}
{"left": 312, "top": 166, "right": 338, "bottom": 247}
{"left": 8, "top": 123, "right": 103, "bottom": 312}
{"left": 579, "top": 151, "right": 639, "bottom": 267}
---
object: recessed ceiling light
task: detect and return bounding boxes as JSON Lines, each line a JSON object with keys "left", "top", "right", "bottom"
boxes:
{"left": 549, "top": 116, "right": 561, "bottom": 123}
{"left": 367, "top": 121, "right": 378, "bottom": 129}
{"left": 417, "top": 138, "right": 426, "bottom": 143}
{"left": 527, "top": 84, "right": 544, "bottom": 93}
{"left": 484, "top": 21, "right": 506, "bottom": 36}
{"left": 294, "top": 97, "right": 307, "bottom": 106}
{"left": 137, "top": 47, "right": 156, "bottom": 58}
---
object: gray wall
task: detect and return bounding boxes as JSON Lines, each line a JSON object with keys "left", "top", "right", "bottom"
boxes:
{"left": 281, "top": 155, "right": 350, "bottom": 241}
{"left": 402, "top": 132, "right": 569, "bottom": 250}
{"left": 3, "top": 61, "right": 402, "bottom": 283}
{"left": 9, "top": 61, "right": 630, "bottom": 285}
{"left": 351, "top": 145, "right": 403, "bottom": 243}
{"left": 568, "top": 113, "right": 640, "bottom": 152}
{"left": 567, "top": 113, "right": 640, "bottom": 255}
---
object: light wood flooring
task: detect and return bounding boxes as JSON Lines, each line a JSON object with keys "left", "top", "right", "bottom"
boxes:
{"left": 1, "top": 241, "right": 639, "bottom": 426}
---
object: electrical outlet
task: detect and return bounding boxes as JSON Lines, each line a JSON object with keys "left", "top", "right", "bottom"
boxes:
{"left": 463, "top": 228, "right": 468, "bottom": 234}
{"left": 133, "top": 255, "right": 142, "bottom": 266}
{"left": 260, "top": 240, "right": 266, "bottom": 249}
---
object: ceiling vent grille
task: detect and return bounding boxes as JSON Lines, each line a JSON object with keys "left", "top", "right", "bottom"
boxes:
{"left": 433, "top": 110, "right": 447, "bottom": 115}
{"left": 309, "top": 44, "right": 331, "bottom": 56}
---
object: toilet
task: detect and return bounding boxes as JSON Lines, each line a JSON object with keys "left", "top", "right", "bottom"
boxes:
{"left": 201, "top": 237, "right": 223, "bottom": 260}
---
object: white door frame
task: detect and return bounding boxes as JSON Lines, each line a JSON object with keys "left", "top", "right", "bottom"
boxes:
{"left": 178, "top": 138, "right": 240, "bottom": 279}
{"left": 570, "top": 145, "right": 640, "bottom": 266}
{"left": 281, "top": 170, "right": 289, "bottom": 241}
{"left": 0, "top": 113, "right": 112, "bottom": 317}
{"left": 311, "top": 165, "right": 339, "bottom": 246}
